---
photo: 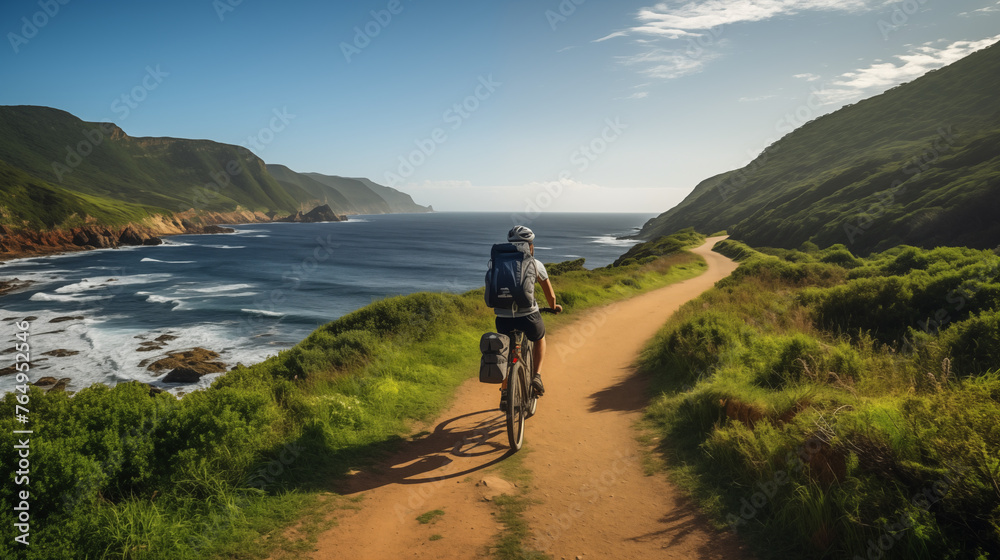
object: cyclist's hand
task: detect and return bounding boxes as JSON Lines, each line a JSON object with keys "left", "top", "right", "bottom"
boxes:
{"left": 554, "top": 304, "right": 563, "bottom": 314}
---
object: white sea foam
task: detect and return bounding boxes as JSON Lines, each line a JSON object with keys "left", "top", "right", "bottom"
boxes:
{"left": 141, "top": 258, "right": 196, "bottom": 264}
{"left": 181, "top": 283, "right": 255, "bottom": 294}
{"left": 590, "top": 236, "right": 637, "bottom": 247}
{"left": 145, "top": 294, "right": 188, "bottom": 310}
{"left": 204, "top": 245, "right": 246, "bottom": 250}
{"left": 55, "top": 274, "right": 173, "bottom": 294}
{"left": 30, "top": 292, "right": 112, "bottom": 303}
{"left": 241, "top": 308, "right": 284, "bottom": 317}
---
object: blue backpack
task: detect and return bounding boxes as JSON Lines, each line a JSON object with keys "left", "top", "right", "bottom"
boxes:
{"left": 485, "top": 243, "right": 537, "bottom": 311}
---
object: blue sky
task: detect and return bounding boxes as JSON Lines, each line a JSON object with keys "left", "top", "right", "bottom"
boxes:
{"left": 2, "top": 0, "right": 998, "bottom": 212}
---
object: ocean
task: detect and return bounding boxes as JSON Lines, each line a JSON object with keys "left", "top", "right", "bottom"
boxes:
{"left": 0, "top": 212, "right": 653, "bottom": 395}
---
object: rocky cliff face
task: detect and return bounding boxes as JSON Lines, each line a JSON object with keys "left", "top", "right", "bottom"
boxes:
{"left": 0, "top": 205, "right": 344, "bottom": 261}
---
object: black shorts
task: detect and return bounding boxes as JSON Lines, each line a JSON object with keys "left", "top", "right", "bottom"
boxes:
{"left": 495, "top": 311, "right": 546, "bottom": 342}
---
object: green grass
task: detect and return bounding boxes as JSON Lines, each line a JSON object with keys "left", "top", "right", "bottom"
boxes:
{"left": 0, "top": 230, "right": 708, "bottom": 559}
{"left": 639, "top": 43, "right": 1000, "bottom": 256}
{"left": 485, "top": 449, "right": 550, "bottom": 560}
{"left": 416, "top": 509, "right": 445, "bottom": 525}
{"left": 639, "top": 241, "right": 1000, "bottom": 559}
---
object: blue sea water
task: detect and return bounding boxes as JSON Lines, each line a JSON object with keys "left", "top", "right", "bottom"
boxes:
{"left": 0, "top": 212, "right": 653, "bottom": 394}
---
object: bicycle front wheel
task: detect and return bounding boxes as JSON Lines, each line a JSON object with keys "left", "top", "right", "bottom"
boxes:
{"left": 506, "top": 361, "right": 525, "bottom": 451}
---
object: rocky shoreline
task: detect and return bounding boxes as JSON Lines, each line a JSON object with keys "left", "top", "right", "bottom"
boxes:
{"left": 0, "top": 204, "right": 346, "bottom": 262}
{"left": 2, "top": 331, "right": 238, "bottom": 398}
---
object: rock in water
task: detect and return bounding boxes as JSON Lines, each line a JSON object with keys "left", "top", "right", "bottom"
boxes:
{"left": 302, "top": 204, "right": 341, "bottom": 222}
{"left": 162, "top": 367, "right": 203, "bottom": 383}
{"left": 202, "top": 225, "right": 236, "bottom": 234}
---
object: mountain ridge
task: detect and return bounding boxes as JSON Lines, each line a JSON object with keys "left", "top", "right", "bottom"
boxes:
{"left": 0, "top": 105, "right": 432, "bottom": 258}
{"left": 638, "top": 42, "right": 1000, "bottom": 255}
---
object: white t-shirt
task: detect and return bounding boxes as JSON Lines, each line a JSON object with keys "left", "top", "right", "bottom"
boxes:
{"left": 494, "top": 258, "right": 549, "bottom": 318}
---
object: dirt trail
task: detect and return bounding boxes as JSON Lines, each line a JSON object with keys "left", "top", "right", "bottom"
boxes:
{"left": 299, "top": 237, "right": 750, "bottom": 560}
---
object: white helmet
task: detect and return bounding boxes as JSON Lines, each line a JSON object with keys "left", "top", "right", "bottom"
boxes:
{"left": 507, "top": 225, "right": 535, "bottom": 243}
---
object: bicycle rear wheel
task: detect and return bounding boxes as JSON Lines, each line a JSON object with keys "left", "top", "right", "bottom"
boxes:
{"left": 506, "top": 360, "right": 525, "bottom": 451}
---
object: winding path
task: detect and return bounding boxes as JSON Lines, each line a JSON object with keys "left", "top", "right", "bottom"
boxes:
{"left": 297, "top": 237, "right": 750, "bottom": 559}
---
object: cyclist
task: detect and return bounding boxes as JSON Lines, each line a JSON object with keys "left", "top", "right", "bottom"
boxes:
{"left": 495, "top": 225, "right": 562, "bottom": 407}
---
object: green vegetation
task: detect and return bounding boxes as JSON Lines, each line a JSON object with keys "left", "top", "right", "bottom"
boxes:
{"left": 0, "top": 231, "right": 705, "bottom": 559}
{"left": 0, "top": 159, "right": 165, "bottom": 229}
{"left": 485, "top": 449, "right": 549, "bottom": 560}
{"left": 641, "top": 240, "right": 1000, "bottom": 559}
{"left": 639, "top": 43, "right": 1000, "bottom": 255}
{"left": 612, "top": 227, "right": 705, "bottom": 267}
{"left": 416, "top": 509, "right": 445, "bottom": 525}
{"left": 0, "top": 106, "right": 429, "bottom": 232}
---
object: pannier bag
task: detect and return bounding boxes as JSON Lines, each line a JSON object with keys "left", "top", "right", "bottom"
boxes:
{"left": 484, "top": 242, "right": 537, "bottom": 311}
{"left": 479, "top": 332, "right": 510, "bottom": 384}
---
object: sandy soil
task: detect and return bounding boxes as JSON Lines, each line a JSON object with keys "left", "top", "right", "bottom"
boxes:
{"left": 297, "top": 237, "right": 752, "bottom": 560}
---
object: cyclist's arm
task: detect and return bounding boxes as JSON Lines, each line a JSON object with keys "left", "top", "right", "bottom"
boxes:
{"left": 538, "top": 278, "right": 562, "bottom": 312}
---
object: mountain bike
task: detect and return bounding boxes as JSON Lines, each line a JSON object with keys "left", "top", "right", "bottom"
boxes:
{"left": 503, "top": 307, "right": 558, "bottom": 451}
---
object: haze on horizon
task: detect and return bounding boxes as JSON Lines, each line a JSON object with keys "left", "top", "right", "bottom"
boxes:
{"left": 2, "top": 0, "right": 998, "bottom": 213}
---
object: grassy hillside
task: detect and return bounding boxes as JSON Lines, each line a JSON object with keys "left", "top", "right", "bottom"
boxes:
{"left": 353, "top": 177, "right": 432, "bottom": 213}
{"left": 0, "top": 231, "right": 704, "bottom": 558}
{"left": 640, "top": 240, "right": 1000, "bottom": 559}
{"left": 0, "top": 106, "right": 430, "bottom": 232}
{"left": 639, "top": 42, "right": 1000, "bottom": 255}
{"left": 0, "top": 159, "right": 163, "bottom": 229}
{"left": 0, "top": 106, "right": 300, "bottom": 217}
{"left": 303, "top": 173, "right": 393, "bottom": 214}
{"left": 265, "top": 164, "right": 354, "bottom": 215}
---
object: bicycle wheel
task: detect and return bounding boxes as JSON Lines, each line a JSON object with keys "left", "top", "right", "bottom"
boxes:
{"left": 506, "top": 360, "right": 525, "bottom": 451}
{"left": 524, "top": 340, "right": 538, "bottom": 417}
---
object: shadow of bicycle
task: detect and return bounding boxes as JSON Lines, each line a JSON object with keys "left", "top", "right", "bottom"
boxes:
{"left": 338, "top": 408, "right": 514, "bottom": 494}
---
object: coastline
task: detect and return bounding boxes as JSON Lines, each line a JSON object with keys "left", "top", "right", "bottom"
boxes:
{"left": 0, "top": 204, "right": 369, "bottom": 263}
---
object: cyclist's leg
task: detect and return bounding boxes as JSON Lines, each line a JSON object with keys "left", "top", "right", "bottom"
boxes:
{"left": 523, "top": 313, "right": 546, "bottom": 395}
{"left": 532, "top": 336, "right": 544, "bottom": 375}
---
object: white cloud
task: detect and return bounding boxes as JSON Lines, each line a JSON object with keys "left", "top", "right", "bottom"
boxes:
{"left": 739, "top": 93, "right": 778, "bottom": 102}
{"left": 599, "top": 0, "right": 884, "bottom": 80}
{"left": 618, "top": 91, "right": 650, "bottom": 100}
{"left": 815, "top": 34, "right": 1000, "bottom": 104}
{"left": 604, "top": 0, "right": 880, "bottom": 39}
{"left": 793, "top": 72, "right": 821, "bottom": 81}
{"left": 961, "top": 1, "right": 1000, "bottom": 16}
{"left": 617, "top": 47, "right": 722, "bottom": 79}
